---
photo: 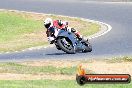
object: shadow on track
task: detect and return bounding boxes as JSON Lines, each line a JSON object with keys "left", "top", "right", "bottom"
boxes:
{"left": 45, "top": 51, "right": 86, "bottom": 56}
{"left": 46, "top": 52, "right": 69, "bottom": 56}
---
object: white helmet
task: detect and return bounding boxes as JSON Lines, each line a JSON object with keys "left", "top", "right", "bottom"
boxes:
{"left": 44, "top": 18, "right": 53, "bottom": 28}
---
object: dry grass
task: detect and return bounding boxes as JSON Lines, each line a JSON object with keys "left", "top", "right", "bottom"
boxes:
{"left": 20, "top": 59, "right": 132, "bottom": 75}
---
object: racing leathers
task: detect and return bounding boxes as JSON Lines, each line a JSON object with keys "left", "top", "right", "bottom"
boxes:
{"left": 46, "top": 20, "right": 83, "bottom": 44}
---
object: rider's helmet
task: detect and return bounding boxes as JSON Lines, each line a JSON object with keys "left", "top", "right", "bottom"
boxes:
{"left": 58, "top": 20, "right": 63, "bottom": 26}
{"left": 44, "top": 18, "right": 53, "bottom": 28}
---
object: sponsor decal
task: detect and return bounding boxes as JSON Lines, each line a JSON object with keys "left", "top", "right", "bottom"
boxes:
{"left": 76, "top": 65, "right": 131, "bottom": 85}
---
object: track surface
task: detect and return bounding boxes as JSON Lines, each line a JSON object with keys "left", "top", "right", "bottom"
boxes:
{"left": 0, "top": 0, "right": 132, "bottom": 61}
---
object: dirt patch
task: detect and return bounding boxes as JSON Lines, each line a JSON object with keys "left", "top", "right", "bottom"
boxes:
{"left": 82, "top": 61, "right": 132, "bottom": 75}
{"left": 20, "top": 60, "right": 81, "bottom": 68}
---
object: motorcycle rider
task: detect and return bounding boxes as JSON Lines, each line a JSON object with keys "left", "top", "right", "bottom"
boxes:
{"left": 44, "top": 18, "right": 86, "bottom": 44}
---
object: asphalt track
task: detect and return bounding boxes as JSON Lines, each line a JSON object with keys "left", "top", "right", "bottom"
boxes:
{"left": 0, "top": 0, "right": 132, "bottom": 61}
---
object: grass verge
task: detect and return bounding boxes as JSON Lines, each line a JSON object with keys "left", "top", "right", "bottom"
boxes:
{"left": 0, "top": 10, "right": 101, "bottom": 52}
{"left": 0, "top": 62, "right": 77, "bottom": 75}
{"left": 0, "top": 80, "right": 131, "bottom": 88}
{"left": 0, "top": 62, "right": 93, "bottom": 75}
{"left": 0, "top": 57, "right": 131, "bottom": 87}
{"left": 105, "top": 56, "right": 132, "bottom": 63}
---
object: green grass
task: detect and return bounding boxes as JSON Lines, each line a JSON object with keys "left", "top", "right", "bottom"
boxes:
{"left": 0, "top": 80, "right": 131, "bottom": 88}
{"left": 0, "top": 62, "right": 78, "bottom": 75}
{"left": 79, "top": 22, "right": 100, "bottom": 36}
{"left": 0, "top": 11, "right": 42, "bottom": 42}
{"left": 0, "top": 10, "right": 100, "bottom": 52}
{"left": 0, "top": 11, "right": 45, "bottom": 52}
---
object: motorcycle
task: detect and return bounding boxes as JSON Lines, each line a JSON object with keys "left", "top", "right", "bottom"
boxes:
{"left": 52, "top": 29, "right": 92, "bottom": 54}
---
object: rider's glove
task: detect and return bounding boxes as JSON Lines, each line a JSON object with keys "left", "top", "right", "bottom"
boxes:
{"left": 48, "top": 36, "right": 54, "bottom": 42}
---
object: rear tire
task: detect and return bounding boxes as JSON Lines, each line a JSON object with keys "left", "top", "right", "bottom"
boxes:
{"left": 82, "top": 41, "right": 92, "bottom": 53}
{"left": 57, "top": 37, "right": 75, "bottom": 54}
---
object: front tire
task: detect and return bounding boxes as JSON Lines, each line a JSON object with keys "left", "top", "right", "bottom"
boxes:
{"left": 57, "top": 37, "right": 75, "bottom": 54}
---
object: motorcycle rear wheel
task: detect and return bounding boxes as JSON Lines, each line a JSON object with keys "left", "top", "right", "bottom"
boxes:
{"left": 82, "top": 41, "right": 92, "bottom": 53}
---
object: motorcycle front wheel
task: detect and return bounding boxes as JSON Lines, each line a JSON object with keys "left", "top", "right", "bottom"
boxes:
{"left": 57, "top": 37, "right": 75, "bottom": 54}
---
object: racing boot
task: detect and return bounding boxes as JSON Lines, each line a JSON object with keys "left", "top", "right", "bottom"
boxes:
{"left": 79, "top": 36, "right": 88, "bottom": 43}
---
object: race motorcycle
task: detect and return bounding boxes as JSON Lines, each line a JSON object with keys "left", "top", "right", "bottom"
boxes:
{"left": 49, "top": 29, "right": 92, "bottom": 54}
